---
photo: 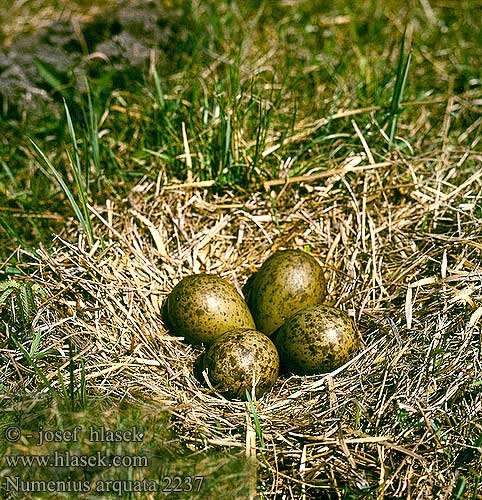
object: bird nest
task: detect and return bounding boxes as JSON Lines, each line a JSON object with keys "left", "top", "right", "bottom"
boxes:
{"left": 1, "top": 149, "right": 481, "bottom": 499}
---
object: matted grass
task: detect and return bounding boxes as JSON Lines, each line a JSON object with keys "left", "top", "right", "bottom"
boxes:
{"left": 1, "top": 138, "right": 481, "bottom": 498}
{"left": 1, "top": 1, "right": 481, "bottom": 498}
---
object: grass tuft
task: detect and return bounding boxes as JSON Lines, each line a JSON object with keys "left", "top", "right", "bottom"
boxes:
{"left": 29, "top": 101, "right": 95, "bottom": 247}
{"left": 388, "top": 27, "right": 413, "bottom": 150}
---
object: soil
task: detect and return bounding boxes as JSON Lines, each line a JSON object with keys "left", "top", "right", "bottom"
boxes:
{"left": 0, "top": 1, "right": 194, "bottom": 120}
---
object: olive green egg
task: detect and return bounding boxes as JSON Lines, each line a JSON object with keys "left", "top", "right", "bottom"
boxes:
{"left": 273, "top": 304, "right": 359, "bottom": 375}
{"left": 165, "top": 274, "right": 255, "bottom": 345}
{"left": 246, "top": 249, "right": 326, "bottom": 336}
{"left": 204, "top": 328, "right": 279, "bottom": 399}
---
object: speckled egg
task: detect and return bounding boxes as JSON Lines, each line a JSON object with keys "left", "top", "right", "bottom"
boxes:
{"left": 273, "top": 304, "right": 359, "bottom": 375}
{"left": 204, "top": 328, "right": 279, "bottom": 399}
{"left": 165, "top": 274, "right": 255, "bottom": 345}
{"left": 245, "top": 249, "right": 326, "bottom": 336}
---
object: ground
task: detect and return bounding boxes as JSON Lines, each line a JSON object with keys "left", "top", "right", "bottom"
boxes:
{"left": 0, "top": 1, "right": 481, "bottom": 499}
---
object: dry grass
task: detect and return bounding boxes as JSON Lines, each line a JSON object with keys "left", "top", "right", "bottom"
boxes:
{"left": 1, "top": 113, "right": 481, "bottom": 498}
{"left": 1, "top": 1, "right": 481, "bottom": 497}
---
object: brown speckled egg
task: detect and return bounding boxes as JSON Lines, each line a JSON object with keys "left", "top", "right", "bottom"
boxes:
{"left": 204, "top": 328, "right": 279, "bottom": 399}
{"left": 165, "top": 274, "right": 255, "bottom": 345}
{"left": 273, "top": 304, "right": 359, "bottom": 375}
{"left": 245, "top": 249, "right": 326, "bottom": 336}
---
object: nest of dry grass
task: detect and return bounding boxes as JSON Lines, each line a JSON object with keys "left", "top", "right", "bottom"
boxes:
{"left": 1, "top": 143, "right": 481, "bottom": 498}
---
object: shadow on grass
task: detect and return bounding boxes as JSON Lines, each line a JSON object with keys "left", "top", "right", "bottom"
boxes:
{"left": 0, "top": 395, "right": 254, "bottom": 499}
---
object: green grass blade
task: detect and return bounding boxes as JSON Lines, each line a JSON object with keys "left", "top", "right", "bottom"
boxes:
{"left": 389, "top": 28, "right": 407, "bottom": 116}
{"left": 223, "top": 110, "right": 232, "bottom": 170}
{"left": 245, "top": 389, "right": 265, "bottom": 449}
{"left": 10, "top": 334, "right": 58, "bottom": 399}
{"left": 83, "top": 79, "right": 101, "bottom": 177}
{"left": 79, "top": 359, "right": 87, "bottom": 409}
{"left": 32, "top": 58, "right": 64, "bottom": 93}
{"left": 63, "top": 99, "right": 87, "bottom": 194}
{"left": 29, "top": 138, "right": 93, "bottom": 245}
{"left": 396, "top": 50, "right": 412, "bottom": 111}
{"left": 66, "top": 148, "right": 94, "bottom": 244}
{"left": 64, "top": 99, "right": 80, "bottom": 161}
{"left": 65, "top": 98, "right": 94, "bottom": 244}
{"left": 57, "top": 367, "right": 69, "bottom": 402}
{"left": 28, "top": 329, "right": 42, "bottom": 358}
{"left": 68, "top": 337, "right": 76, "bottom": 409}
{"left": 388, "top": 28, "right": 413, "bottom": 149}
{"left": 153, "top": 64, "right": 165, "bottom": 109}
{"left": 30, "top": 139, "right": 84, "bottom": 223}
{"left": 451, "top": 475, "right": 466, "bottom": 499}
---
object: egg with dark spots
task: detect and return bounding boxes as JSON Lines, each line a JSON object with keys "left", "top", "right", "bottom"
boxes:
{"left": 165, "top": 274, "right": 255, "bottom": 345}
{"left": 273, "top": 304, "right": 359, "bottom": 375}
{"left": 245, "top": 249, "right": 327, "bottom": 336}
{"left": 204, "top": 328, "right": 279, "bottom": 399}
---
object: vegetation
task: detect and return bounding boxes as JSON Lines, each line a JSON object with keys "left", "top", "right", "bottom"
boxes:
{"left": 0, "top": 1, "right": 481, "bottom": 498}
